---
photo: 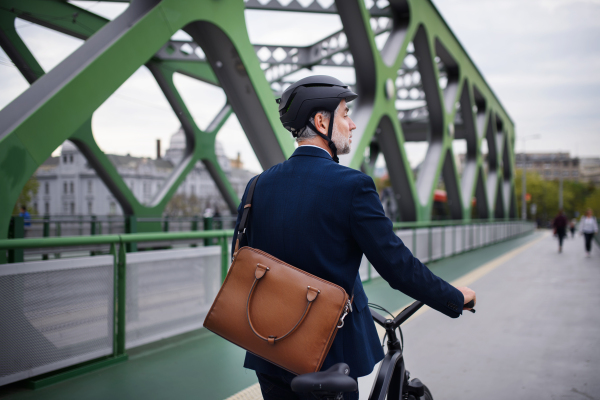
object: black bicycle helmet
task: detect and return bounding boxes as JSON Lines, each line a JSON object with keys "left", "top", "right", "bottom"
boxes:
{"left": 276, "top": 75, "right": 358, "bottom": 163}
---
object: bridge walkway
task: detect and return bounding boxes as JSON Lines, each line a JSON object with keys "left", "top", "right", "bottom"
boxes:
{"left": 359, "top": 230, "right": 600, "bottom": 399}
{"left": 3, "top": 231, "right": 594, "bottom": 400}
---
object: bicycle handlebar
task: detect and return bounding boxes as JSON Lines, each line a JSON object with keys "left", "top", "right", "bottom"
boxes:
{"left": 370, "top": 301, "right": 425, "bottom": 330}
{"left": 371, "top": 299, "right": 476, "bottom": 328}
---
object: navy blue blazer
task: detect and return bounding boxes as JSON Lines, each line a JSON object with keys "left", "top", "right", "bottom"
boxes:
{"left": 231, "top": 146, "right": 464, "bottom": 379}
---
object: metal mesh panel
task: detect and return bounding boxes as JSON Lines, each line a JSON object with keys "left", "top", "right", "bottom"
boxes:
{"left": 125, "top": 247, "right": 221, "bottom": 349}
{"left": 359, "top": 255, "right": 369, "bottom": 281}
{"left": 444, "top": 226, "right": 454, "bottom": 257}
{"left": 463, "top": 226, "right": 470, "bottom": 251}
{"left": 0, "top": 256, "right": 114, "bottom": 386}
{"left": 485, "top": 225, "right": 492, "bottom": 245}
{"left": 431, "top": 227, "right": 443, "bottom": 261}
{"left": 455, "top": 226, "right": 464, "bottom": 253}
{"left": 466, "top": 225, "right": 474, "bottom": 251}
{"left": 396, "top": 229, "right": 413, "bottom": 253}
{"left": 474, "top": 225, "right": 481, "bottom": 248}
{"left": 415, "top": 228, "right": 430, "bottom": 263}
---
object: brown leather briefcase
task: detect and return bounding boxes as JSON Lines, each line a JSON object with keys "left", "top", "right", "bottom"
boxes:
{"left": 203, "top": 175, "right": 352, "bottom": 375}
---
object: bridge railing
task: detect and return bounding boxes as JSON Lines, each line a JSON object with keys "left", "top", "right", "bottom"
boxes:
{"left": 11, "top": 215, "right": 239, "bottom": 240}
{"left": 358, "top": 220, "right": 536, "bottom": 281}
{"left": 0, "top": 220, "right": 535, "bottom": 388}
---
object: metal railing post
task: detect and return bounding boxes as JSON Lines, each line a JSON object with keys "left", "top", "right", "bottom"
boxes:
{"left": 90, "top": 216, "right": 97, "bottom": 256}
{"left": 54, "top": 221, "right": 61, "bottom": 259}
{"left": 204, "top": 216, "right": 213, "bottom": 246}
{"left": 42, "top": 215, "right": 50, "bottom": 260}
{"left": 163, "top": 216, "right": 169, "bottom": 232}
{"left": 441, "top": 226, "right": 445, "bottom": 258}
{"left": 8, "top": 216, "right": 24, "bottom": 263}
{"left": 125, "top": 216, "right": 137, "bottom": 252}
{"left": 220, "top": 235, "right": 229, "bottom": 283}
{"left": 412, "top": 228, "right": 417, "bottom": 257}
{"left": 191, "top": 216, "right": 199, "bottom": 247}
{"left": 428, "top": 226, "right": 432, "bottom": 261}
{"left": 116, "top": 241, "right": 127, "bottom": 355}
{"left": 453, "top": 225, "right": 456, "bottom": 254}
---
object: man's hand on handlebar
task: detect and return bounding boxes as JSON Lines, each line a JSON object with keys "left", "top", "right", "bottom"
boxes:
{"left": 456, "top": 286, "right": 476, "bottom": 312}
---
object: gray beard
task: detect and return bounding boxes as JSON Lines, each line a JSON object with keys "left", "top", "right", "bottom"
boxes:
{"left": 331, "top": 125, "right": 351, "bottom": 155}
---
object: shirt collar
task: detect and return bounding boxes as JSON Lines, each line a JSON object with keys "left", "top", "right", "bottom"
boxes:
{"left": 299, "top": 145, "right": 331, "bottom": 156}
{"left": 290, "top": 145, "right": 334, "bottom": 161}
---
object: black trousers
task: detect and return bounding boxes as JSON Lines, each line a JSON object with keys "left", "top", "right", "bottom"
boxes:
{"left": 557, "top": 228, "right": 566, "bottom": 247}
{"left": 256, "top": 372, "right": 359, "bottom": 400}
{"left": 584, "top": 233, "right": 594, "bottom": 252}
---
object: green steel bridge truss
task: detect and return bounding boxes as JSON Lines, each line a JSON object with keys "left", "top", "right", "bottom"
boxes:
{"left": 0, "top": 0, "right": 516, "bottom": 242}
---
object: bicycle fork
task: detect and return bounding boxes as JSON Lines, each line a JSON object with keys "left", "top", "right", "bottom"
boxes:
{"left": 369, "top": 325, "right": 425, "bottom": 399}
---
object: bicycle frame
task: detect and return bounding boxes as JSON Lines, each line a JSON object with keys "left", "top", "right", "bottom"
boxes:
{"left": 368, "top": 301, "right": 425, "bottom": 400}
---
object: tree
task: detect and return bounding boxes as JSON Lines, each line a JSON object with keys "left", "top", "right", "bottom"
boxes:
{"left": 164, "top": 193, "right": 203, "bottom": 217}
{"left": 515, "top": 169, "right": 596, "bottom": 226}
{"left": 12, "top": 176, "right": 39, "bottom": 215}
{"left": 584, "top": 189, "right": 600, "bottom": 218}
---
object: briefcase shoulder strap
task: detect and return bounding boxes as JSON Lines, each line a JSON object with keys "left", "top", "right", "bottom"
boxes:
{"left": 233, "top": 174, "right": 261, "bottom": 257}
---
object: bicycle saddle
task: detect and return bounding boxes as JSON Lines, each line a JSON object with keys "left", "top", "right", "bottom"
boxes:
{"left": 291, "top": 363, "right": 357, "bottom": 393}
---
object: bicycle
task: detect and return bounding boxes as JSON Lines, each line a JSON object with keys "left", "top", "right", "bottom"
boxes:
{"left": 291, "top": 300, "right": 475, "bottom": 400}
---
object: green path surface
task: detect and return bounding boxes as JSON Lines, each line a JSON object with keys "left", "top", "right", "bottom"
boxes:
{"left": 0, "top": 232, "right": 542, "bottom": 400}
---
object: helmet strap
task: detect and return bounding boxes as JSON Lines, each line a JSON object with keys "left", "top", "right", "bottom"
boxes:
{"left": 307, "top": 112, "right": 339, "bottom": 163}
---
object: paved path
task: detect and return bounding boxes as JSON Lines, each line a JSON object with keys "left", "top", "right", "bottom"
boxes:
{"left": 358, "top": 232, "right": 600, "bottom": 400}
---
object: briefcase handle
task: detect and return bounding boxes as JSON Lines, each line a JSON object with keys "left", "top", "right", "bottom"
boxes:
{"left": 247, "top": 263, "right": 320, "bottom": 345}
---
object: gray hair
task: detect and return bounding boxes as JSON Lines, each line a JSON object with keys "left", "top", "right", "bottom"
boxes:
{"left": 295, "top": 105, "right": 339, "bottom": 143}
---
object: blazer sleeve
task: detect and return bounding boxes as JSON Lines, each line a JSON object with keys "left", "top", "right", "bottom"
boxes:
{"left": 349, "top": 174, "right": 464, "bottom": 318}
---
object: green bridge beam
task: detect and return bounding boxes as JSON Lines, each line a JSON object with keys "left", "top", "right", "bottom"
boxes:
{"left": 0, "top": 0, "right": 516, "bottom": 241}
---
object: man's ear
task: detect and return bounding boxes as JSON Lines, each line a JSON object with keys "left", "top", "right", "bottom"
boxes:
{"left": 314, "top": 112, "right": 329, "bottom": 135}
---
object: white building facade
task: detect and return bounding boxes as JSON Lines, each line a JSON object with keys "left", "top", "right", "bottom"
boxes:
{"left": 33, "top": 129, "right": 256, "bottom": 217}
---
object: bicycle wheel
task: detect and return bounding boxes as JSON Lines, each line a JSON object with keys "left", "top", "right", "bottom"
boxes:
{"left": 407, "top": 384, "right": 433, "bottom": 400}
{"left": 422, "top": 385, "right": 433, "bottom": 400}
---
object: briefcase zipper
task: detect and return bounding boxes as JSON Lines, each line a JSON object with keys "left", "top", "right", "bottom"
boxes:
{"left": 337, "top": 299, "right": 352, "bottom": 328}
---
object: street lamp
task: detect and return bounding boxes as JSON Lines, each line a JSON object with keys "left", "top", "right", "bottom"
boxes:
{"left": 521, "top": 134, "right": 540, "bottom": 221}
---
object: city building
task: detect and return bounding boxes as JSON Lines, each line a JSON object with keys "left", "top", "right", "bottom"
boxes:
{"left": 515, "top": 153, "right": 579, "bottom": 181}
{"left": 456, "top": 152, "right": 599, "bottom": 185}
{"left": 579, "top": 157, "right": 600, "bottom": 185}
{"left": 32, "top": 128, "right": 256, "bottom": 216}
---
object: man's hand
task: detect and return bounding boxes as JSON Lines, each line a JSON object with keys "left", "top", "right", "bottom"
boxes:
{"left": 456, "top": 286, "right": 476, "bottom": 310}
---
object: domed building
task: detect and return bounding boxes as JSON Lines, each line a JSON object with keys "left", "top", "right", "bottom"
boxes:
{"left": 32, "top": 128, "right": 255, "bottom": 219}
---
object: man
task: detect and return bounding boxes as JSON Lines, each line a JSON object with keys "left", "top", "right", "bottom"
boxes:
{"left": 232, "top": 76, "right": 476, "bottom": 400}
{"left": 19, "top": 205, "right": 31, "bottom": 237}
{"left": 552, "top": 209, "right": 568, "bottom": 253}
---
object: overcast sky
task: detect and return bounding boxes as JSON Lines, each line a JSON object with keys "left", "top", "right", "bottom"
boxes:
{"left": 0, "top": 0, "right": 598, "bottom": 174}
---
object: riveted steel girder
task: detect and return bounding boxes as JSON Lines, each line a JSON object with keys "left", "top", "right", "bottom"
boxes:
{"left": 0, "top": 0, "right": 515, "bottom": 240}
{"left": 0, "top": 0, "right": 294, "bottom": 237}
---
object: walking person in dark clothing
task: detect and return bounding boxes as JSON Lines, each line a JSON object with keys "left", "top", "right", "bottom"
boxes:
{"left": 552, "top": 209, "right": 568, "bottom": 253}
{"left": 579, "top": 208, "right": 598, "bottom": 257}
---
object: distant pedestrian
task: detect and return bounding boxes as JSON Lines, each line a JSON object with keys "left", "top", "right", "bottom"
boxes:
{"left": 19, "top": 205, "right": 31, "bottom": 237}
{"left": 552, "top": 209, "right": 568, "bottom": 253}
{"left": 570, "top": 218, "right": 577, "bottom": 238}
{"left": 579, "top": 208, "right": 598, "bottom": 257}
